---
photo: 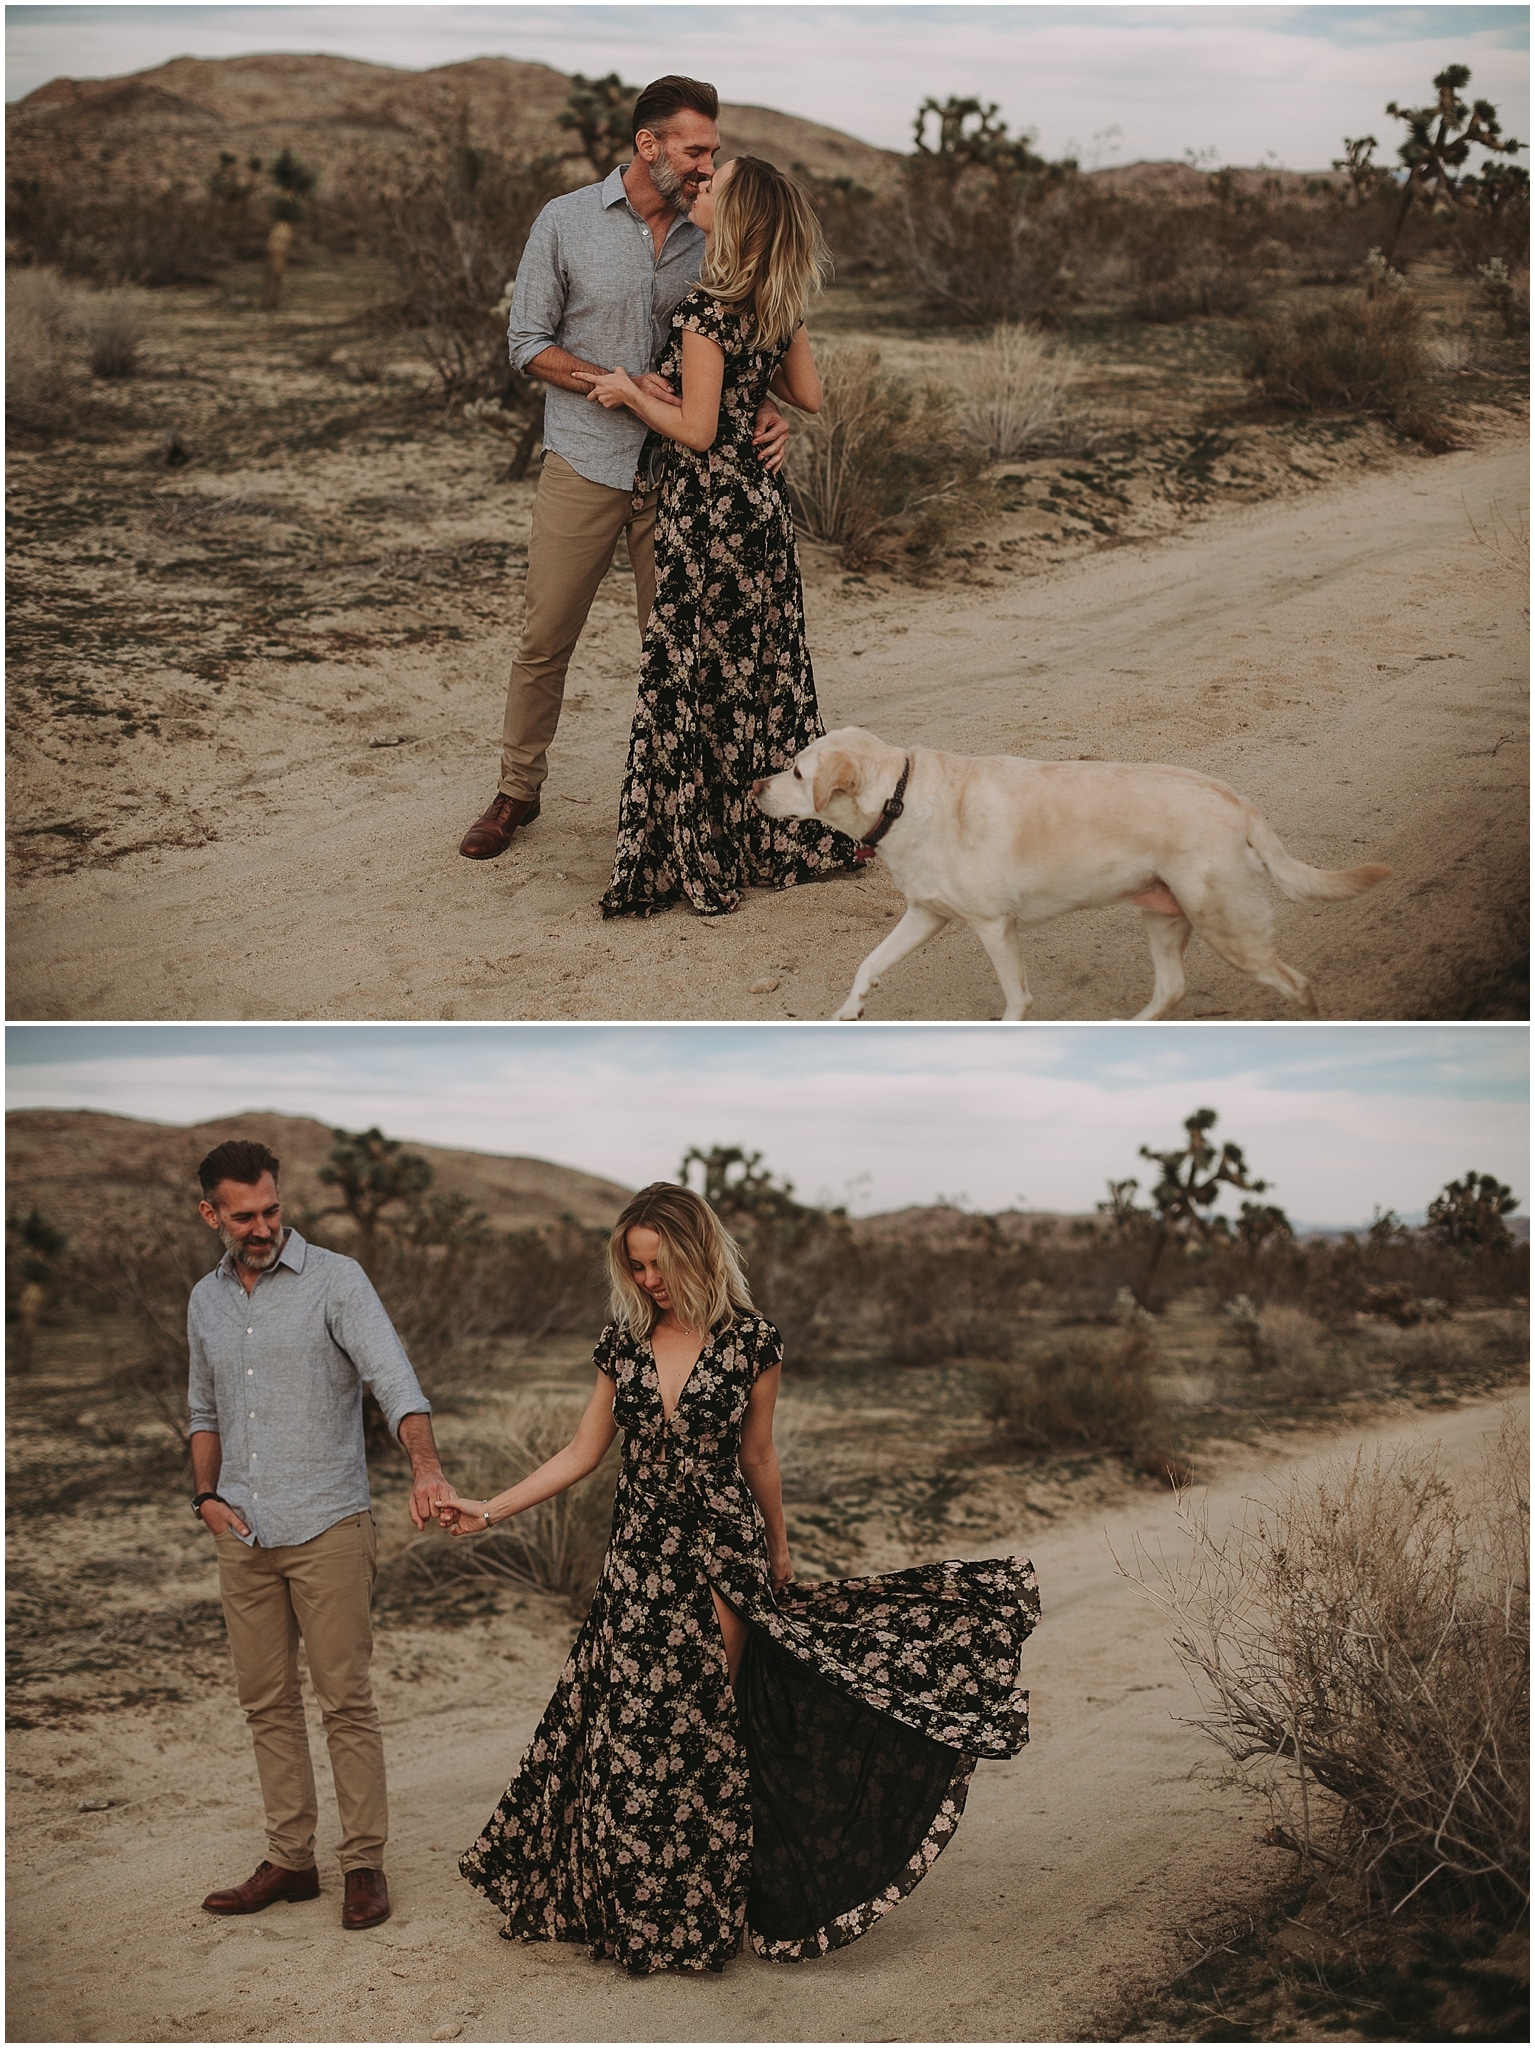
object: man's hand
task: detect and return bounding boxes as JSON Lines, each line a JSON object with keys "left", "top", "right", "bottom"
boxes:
{"left": 200, "top": 1499, "right": 250, "bottom": 1538}
{"left": 408, "top": 1468, "right": 455, "bottom": 1531}
{"left": 752, "top": 400, "right": 790, "bottom": 475}
{"left": 399, "top": 1412, "right": 453, "bottom": 1529}
{"left": 635, "top": 372, "right": 682, "bottom": 408}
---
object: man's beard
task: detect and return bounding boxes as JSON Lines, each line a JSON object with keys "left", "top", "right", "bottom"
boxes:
{"left": 221, "top": 1225, "right": 285, "bottom": 1272}
{"left": 650, "top": 151, "right": 701, "bottom": 218}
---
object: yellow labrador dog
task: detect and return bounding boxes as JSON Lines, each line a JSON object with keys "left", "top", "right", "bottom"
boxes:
{"left": 754, "top": 727, "right": 1391, "bottom": 1020}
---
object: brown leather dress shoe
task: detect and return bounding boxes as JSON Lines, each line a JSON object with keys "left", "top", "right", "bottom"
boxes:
{"left": 458, "top": 791, "right": 540, "bottom": 859}
{"left": 202, "top": 1859, "right": 320, "bottom": 1914}
{"left": 342, "top": 1867, "right": 391, "bottom": 1930}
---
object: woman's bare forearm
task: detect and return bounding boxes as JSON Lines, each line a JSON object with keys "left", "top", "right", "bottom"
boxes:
{"left": 484, "top": 1438, "right": 607, "bottom": 1523}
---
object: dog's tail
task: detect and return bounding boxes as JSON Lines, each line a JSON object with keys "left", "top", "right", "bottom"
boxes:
{"left": 1247, "top": 811, "right": 1393, "bottom": 902}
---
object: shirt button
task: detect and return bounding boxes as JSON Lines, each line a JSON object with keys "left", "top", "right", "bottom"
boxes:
{"left": 249, "top": 1411, "right": 255, "bottom": 1420}
{"left": 247, "top": 1368, "right": 253, "bottom": 1376}
{"left": 247, "top": 1327, "right": 253, "bottom": 1335}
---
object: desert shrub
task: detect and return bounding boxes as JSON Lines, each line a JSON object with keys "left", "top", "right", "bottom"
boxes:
{"left": 785, "top": 342, "right": 986, "bottom": 572}
{"left": 796, "top": 171, "right": 888, "bottom": 278}
{"left": 1131, "top": 1413, "right": 1529, "bottom": 1924}
{"left": 388, "top": 1397, "right": 617, "bottom": 1609}
{"left": 5, "top": 266, "right": 84, "bottom": 440}
{"left": 7, "top": 177, "right": 234, "bottom": 286}
{"left": 985, "top": 1319, "right": 1159, "bottom": 1458}
{"left": 1114, "top": 200, "right": 1267, "bottom": 322}
{"left": 337, "top": 129, "right": 567, "bottom": 400}
{"left": 1376, "top": 1311, "right": 1528, "bottom": 1392}
{"left": 81, "top": 288, "right": 148, "bottom": 379}
{"left": 952, "top": 324, "right": 1080, "bottom": 459}
{"left": 1243, "top": 283, "right": 1451, "bottom": 448}
{"left": 900, "top": 162, "right": 1095, "bottom": 325}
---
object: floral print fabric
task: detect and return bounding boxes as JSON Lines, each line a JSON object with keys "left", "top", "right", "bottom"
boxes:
{"left": 600, "top": 291, "right": 858, "bottom": 919}
{"left": 460, "top": 1315, "right": 1040, "bottom": 1974}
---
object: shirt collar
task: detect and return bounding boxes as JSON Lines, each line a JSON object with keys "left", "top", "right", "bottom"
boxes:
{"left": 218, "top": 1226, "right": 307, "bottom": 1282}
{"left": 601, "top": 164, "right": 632, "bottom": 208}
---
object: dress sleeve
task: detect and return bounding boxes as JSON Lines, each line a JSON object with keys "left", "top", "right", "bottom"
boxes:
{"left": 593, "top": 1323, "right": 621, "bottom": 1381}
{"left": 751, "top": 1318, "right": 785, "bottom": 1381}
{"left": 677, "top": 293, "right": 737, "bottom": 354}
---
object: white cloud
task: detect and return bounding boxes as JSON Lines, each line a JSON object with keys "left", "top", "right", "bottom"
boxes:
{"left": 6, "top": 5, "right": 1528, "bottom": 169}
{"left": 8, "top": 1028, "right": 1526, "bottom": 1224}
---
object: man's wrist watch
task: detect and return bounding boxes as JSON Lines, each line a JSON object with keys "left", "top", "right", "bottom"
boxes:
{"left": 191, "top": 1491, "right": 224, "bottom": 1518}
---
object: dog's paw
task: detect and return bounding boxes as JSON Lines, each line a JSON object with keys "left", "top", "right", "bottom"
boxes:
{"left": 831, "top": 999, "right": 865, "bottom": 1022}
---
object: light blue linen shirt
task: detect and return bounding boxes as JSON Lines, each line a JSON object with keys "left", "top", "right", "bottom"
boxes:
{"left": 186, "top": 1229, "right": 429, "bottom": 1550}
{"left": 508, "top": 164, "right": 706, "bottom": 492}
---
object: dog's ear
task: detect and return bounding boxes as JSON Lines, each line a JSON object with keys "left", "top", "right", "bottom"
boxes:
{"left": 812, "top": 749, "right": 860, "bottom": 815}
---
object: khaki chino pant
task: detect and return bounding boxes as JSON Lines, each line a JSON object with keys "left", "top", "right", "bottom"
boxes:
{"left": 499, "top": 451, "right": 658, "bottom": 800}
{"left": 215, "top": 1511, "right": 385, "bottom": 1873}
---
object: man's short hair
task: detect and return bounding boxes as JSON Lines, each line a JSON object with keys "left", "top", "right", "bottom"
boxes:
{"left": 198, "top": 1139, "right": 281, "bottom": 1199}
{"left": 632, "top": 75, "right": 719, "bottom": 143}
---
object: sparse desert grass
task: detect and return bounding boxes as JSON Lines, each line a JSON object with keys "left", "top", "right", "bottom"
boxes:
{"left": 5, "top": 266, "right": 85, "bottom": 439}
{"left": 784, "top": 341, "right": 986, "bottom": 573}
{"left": 952, "top": 324, "right": 1081, "bottom": 459}
{"left": 82, "top": 288, "right": 149, "bottom": 379}
{"left": 1128, "top": 1410, "right": 1529, "bottom": 1922}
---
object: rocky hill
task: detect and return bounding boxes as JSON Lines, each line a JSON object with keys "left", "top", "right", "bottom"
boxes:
{"left": 5, "top": 52, "right": 901, "bottom": 195}
{"left": 4, "top": 1108, "right": 633, "bottom": 1240}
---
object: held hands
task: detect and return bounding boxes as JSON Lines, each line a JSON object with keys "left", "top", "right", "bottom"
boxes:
{"left": 573, "top": 365, "right": 641, "bottom": 412}
{"left": 435, "top": 1488, "right": 497, "bottom": 1537}
{"left": 570, "top": 367, "right": 683, "bottom": 414}
{"left": 408, "top": 1467, "right": 457, "bottom": 1532}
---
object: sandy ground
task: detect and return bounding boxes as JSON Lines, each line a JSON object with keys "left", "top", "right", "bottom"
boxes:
{"left": 7, "top": 432, "right": 1527, "bottom": 1022}
{"left": 6, "top": 1392, "right": 1522, "bottom": 2045}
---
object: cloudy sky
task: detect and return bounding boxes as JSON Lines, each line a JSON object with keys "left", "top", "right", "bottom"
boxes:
{"left": 7, "top": 1023, "right": 1526, "bottom": 1226}
{"left": 7, "top": 4, "right": 1529, "bottom": 169}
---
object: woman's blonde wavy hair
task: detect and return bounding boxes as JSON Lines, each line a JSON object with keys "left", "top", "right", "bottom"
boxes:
{"left": 697, "top": 155, "right": 830, "bottom": 352}
{"left": 607, "top": 1182, "right": 754, "bottom": 1339}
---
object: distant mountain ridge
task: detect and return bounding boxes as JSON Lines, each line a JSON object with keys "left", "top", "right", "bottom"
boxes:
{"left": 5, "top": 52, "right": 902, "bottom": 194}
{"left": 4, "top": 1108, "right": 633, "bottom": 1240}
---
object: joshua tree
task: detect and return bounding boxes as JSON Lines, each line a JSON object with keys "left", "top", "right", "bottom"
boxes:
{"left": 678, "top": 1145, "right": 811, "bottom": 1230}
{"left": 316, "top": 1126, "right": 434, "bottom": 1259}
{"left": 1331, "top": 135, "right": 1388, "bottom": 204}
{"left": 1134, "top": 1107, "right": 1270, "bottom": 1304}
{"left": 1381, "top": 65, "right": 1524, "bottom": 262}
{"left": 1426, "top": 1171, "right": 1519, "bottom": 1255}
{"left": 558, "top": 73, "right": 639, "bottom": 179}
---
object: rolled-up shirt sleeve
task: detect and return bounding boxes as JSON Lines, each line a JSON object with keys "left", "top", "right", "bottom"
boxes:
{"left": 508, "top": 206, "right": 566, "bottom": 374}
{"left": 187, "top": 1310, "right": 219, "bottom": 1436}
{"left": 325, "top": 1260, "right": 430, "bottom": 1439}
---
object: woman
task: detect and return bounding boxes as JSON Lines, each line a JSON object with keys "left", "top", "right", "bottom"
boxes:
{"left": 574, "top": 157, "right": 858, "bottom": 919}
{"left": 441, "top": 1183, "right": 1040, "bottom": 1975}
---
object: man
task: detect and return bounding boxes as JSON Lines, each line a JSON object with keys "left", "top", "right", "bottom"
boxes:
{"left": 187, "top": 1139, "right": 454, "bottom": 1930}
{"left": 458, "top": 72, "right": 791, "bottom": 860}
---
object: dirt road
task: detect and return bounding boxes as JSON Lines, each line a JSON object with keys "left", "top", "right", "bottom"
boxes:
{"left": 6, "top": 1395, "right": 1521, "bottom": 2043}
{"left": 7, "top": 435, "right": 1527, "bottom": 1022}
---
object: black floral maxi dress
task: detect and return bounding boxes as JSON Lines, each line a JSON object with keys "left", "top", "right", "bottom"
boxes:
{"left": 460, "top": 1315, "right": 1041, "bottom": 1975}
{"left": 599, "top": 291, "right": 859, "bottom": 919}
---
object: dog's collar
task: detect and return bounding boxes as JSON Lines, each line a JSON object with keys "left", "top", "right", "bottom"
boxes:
{"left": 856, "top": 756, "right": 911, "bottom": 854}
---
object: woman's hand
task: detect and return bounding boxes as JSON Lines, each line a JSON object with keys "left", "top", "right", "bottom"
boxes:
{"left": 769, "top": 1549, "right": 794, "bottom": 1592}
{"left": 436, "top": 1489, "right": 494, "bottom": 1536}
{"left": 572, "top": 365, "right": 641, "bottom": 412}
